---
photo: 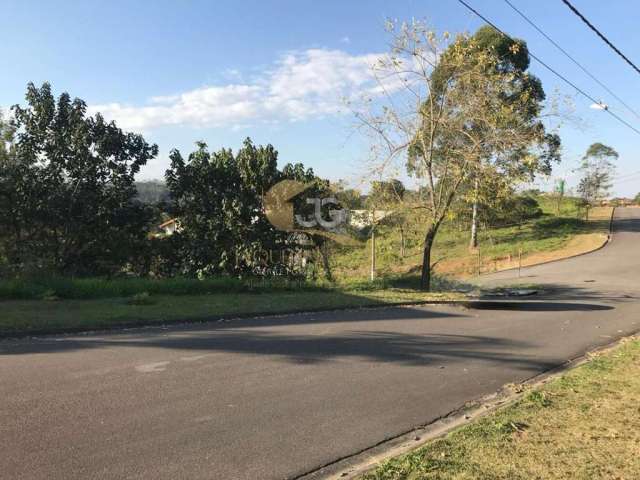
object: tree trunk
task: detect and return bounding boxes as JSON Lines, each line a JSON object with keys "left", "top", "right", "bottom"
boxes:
{"left": 399, "top": 225, "right": 405, "bottom": 261}
{"left": 319, "top": 242, "right": 333, "bottom": 282}
{"left": 469, "top": 177, "right": 479, "bottom": 250}
{"left": 420, "top": 226, "right": 438, "bottom": 291}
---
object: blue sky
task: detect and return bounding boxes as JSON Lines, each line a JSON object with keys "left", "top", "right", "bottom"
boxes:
{"left": 1, "top": 0, "right": 639, "bottom": 195}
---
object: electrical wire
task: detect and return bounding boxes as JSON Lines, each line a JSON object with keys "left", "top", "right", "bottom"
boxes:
{"left": 560, "top": 0, "right": 640, "bottom": 77}
{"left": 503, "top": 0, "right": 640, "bottom": 121}
{"left": 455, "top": 0, "right": 640, "bottom": 137}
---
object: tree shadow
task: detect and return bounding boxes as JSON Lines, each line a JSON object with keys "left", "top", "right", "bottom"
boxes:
{"left": 465, "top": 300, "right": 613, "bottom": 311}
{"left": 610, "top": 217, "right": 640, "bottom": 233}
{"left": 0, "top": 303, "right": 559, "bottom": 373}
{"left": 0, "top": 324, "right": 556, "bottom": 372}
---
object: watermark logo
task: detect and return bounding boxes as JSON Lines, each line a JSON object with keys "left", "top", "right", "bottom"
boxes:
{"left": 264, "top": 180, "right": 356, "bottom": 244}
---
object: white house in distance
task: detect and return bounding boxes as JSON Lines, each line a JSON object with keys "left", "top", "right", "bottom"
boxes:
{"left": 348, "top": 210, "right": 393, "bottom": 229}
{"left": 158, "top": 210, "right": 394, "bottom": 237}
{"left": 158, "top": 218, "right": 180, "bottom": 235}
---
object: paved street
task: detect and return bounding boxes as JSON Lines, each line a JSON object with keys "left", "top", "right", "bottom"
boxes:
{"left": 2, "top": 208, "right": 639, "bottom": 480}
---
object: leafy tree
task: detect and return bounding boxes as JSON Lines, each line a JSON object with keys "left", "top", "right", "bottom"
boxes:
{"left": 166, "top": 142, "right": 246, "bottom": 276}
{"left": 366, "top": 179, "right": 409, "bottom": 260}
{"left": 0, "top": 83, "right": 157, "bottom": 276}
{"left": 577, "top": 142, "right": 618, "bottom": 204}
{"left": 355, "top": 22, "right": 560, "bottom": 290}
{"left": 165, "top": 138, "right": 332, "bottom": 278}
{"left": 554, "top": 178, "right": 566, "bottom": 214}
{"left": 431, "top": 25, "right": 556, "bottom": 250}
{"left": 333, "top": 180, "right": 365, "bottom": 209}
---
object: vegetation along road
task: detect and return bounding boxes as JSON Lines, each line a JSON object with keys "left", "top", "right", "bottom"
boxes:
{"left": 1, "top": 207, "right": 639, "bottom": 479}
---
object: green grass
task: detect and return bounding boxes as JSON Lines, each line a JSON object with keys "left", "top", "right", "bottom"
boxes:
{"left": 0, "top": 287, "right": 462, "bottom": 337}
{"left": 363, "top": 337, "right": 640, "bottom": 480}
{"left": 0, "top": 196, "right": 609, "bottom": 336}
{"left": 0, "top": 275, "right": 318, "bottom": 301}
{"left": 331, "top": 196, "right": 610, "bottom": 279}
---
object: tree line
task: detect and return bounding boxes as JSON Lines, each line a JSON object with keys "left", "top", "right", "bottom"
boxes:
{"left": 0, "top": 83, "right": 330, "bottom": 278}
{"left": 0, "top": 23, "right": 625, "bottom": 289}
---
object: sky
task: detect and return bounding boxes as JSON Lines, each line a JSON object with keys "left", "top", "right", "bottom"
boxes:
{"left": 1, "top": 0, "right": 639, "bottom": 196}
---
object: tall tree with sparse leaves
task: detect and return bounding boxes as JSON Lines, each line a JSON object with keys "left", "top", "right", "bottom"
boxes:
{"left": 577, "top": 142, "right": 617, "bottom": 204}
{"left": 355, "top": 22, "right": 560, "bottom": 290}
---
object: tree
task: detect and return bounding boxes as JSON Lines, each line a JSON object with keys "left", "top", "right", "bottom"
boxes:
{"left": 554, "top": 178, "right": 566, "bottom": 215}
{"left": 165, "top": 138, "right": 332, "bottom": 278}
{"left": 0, "top": 83, "right": 158, "bottom": 276}
{"left": 430, "top": 25, "right": 551, "bottom": 250}
{"left": 577, "top": 142, "right": 618, "bottom": 204}
{"left": 367, "top": 179, "right": 408, "bottom": 261}
{"left": 354, "top": 22, "right": 560, "bottom": 290}
{"left": 165, "top": 140, "right": 266, "bottom": 276}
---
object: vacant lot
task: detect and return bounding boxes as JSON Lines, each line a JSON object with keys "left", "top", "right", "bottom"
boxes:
{"left": 333, "top": 200, "right": 613, "bottom": 280}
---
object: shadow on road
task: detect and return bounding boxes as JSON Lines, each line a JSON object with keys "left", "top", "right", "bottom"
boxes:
{"left": 466, "top": 301, "right": 614, "bottom": 311}
{"left": 1, "top": 305, "right": 559, "bottom": 372}
{"left": 0, "top": 329, "right": 557, "bottom": 371}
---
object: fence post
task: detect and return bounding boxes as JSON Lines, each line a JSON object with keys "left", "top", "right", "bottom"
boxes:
{"left": 518, "top": 247, "right": 522, "bottom": 278}
{"left": 477, "top": 247, "right": 481, "bottom": 277}
{"left": 370, "top": 228, "right": 376, "bottom": 281}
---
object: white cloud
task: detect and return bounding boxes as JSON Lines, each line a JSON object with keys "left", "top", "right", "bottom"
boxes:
{"left": 89, "top": 48, "right": 385, "bottom": 132}
{"left": 340, "top": 36, "right": 351, "bottom": 44}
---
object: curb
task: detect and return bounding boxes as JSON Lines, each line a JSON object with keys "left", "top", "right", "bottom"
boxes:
{"left": 479, "top": 206, "right": 616, "bottom": 277}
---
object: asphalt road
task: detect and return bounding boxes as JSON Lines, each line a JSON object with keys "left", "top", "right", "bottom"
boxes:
{"left": 2, "top": 208, "right": 640, "bottom": 480}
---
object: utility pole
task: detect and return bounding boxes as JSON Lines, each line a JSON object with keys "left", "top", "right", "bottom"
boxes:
{"left": 370, "top": 227, "right": 376, "bottom": 281}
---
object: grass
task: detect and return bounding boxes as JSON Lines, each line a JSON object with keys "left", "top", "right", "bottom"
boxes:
{"left": 331, "top": 197, "right": 612, "bottom": 280}
{"left": 362, "top": 337, "right": 640, "bottom": 480}
{"left": 0, "top": 287, "right": 462, "bottom": 337}
{"left": 0, "top": 275, "right": 318, "bottom": 301}
{"left": 0, "top": 196, "right": 614, "bottom": 336}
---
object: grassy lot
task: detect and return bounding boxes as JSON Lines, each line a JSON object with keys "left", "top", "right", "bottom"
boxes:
{"left": 0, "top": 287, "right": 461, "bottom": 337}
{"left": 363, "top": 337, "right": 640, "bottom": 480}
{"left": 332, "top": 197, "right": 612, "bottom": 280}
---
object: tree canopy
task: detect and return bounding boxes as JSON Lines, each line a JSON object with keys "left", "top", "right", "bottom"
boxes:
{"left": 355, "top": 21, "right": 560, "bottom": 289}
{"left": 0, "top": 83, "right": 158, "bottom": 276}
{"left": 577, "top": 142, "right": 618, "bottom": 203}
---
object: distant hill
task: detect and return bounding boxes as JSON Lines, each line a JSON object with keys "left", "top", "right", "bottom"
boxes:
{"left": 135, "top": 180, "right": 171, "bottom": 204}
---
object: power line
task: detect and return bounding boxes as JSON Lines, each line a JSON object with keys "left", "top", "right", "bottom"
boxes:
{"left": 455, "top": 0, "right": 640, "bottom": 137}
{"left": 560, "top": 0, "right": 640, "bottom": 77}
{"left": 503, "top": 0, "right": 640, "bottom": 121}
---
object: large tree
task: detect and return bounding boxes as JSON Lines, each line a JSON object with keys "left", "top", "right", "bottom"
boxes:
{"left": 431, "top": 25, "right": 555, "bottom": 250}
{"left": 0, "top": 83, "right": 158, "bottom": 276}
{"left": 165, "top": 138, "right": 328, "bottom": 277}
{"left": 577, "top": 142, "right": 618, "bottom": 204}
{"left": 355, "top": 22, "right": 560, "bottom": 290}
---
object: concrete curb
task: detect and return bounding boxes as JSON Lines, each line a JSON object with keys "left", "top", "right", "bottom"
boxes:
{"left": 479, "top": 206, "right": 616, "bottom": 277}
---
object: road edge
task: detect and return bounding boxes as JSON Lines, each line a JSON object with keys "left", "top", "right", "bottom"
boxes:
{"left": 480, "top": 206, "right": 616, "bottom": 276}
